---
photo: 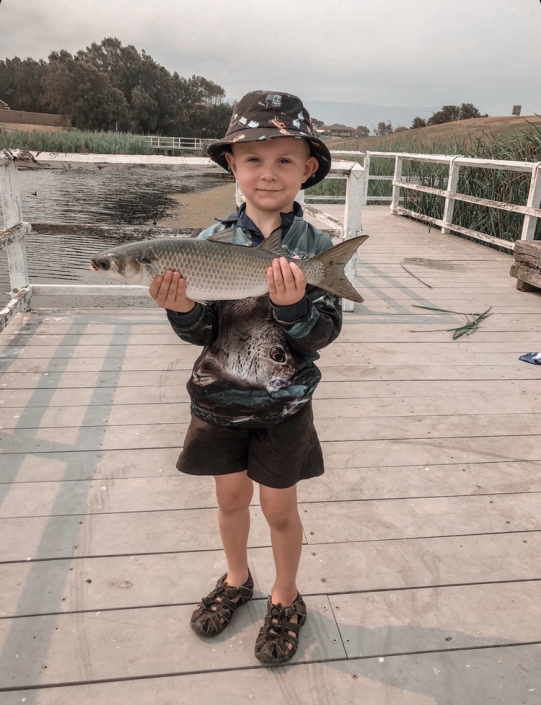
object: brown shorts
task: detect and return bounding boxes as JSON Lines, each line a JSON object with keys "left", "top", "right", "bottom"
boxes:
{"left": 177, "top": 402, "right": 324, "bottom": 489}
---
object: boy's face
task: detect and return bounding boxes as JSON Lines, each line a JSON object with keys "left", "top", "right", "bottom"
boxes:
{"left": 225, "top": 138, "right": 318, "bottom": 214}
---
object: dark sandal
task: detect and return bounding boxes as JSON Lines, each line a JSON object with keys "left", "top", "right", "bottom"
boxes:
{"left": 190, "top": 571, "right": 254, "bottom": 637}
{"left": 254, "top": 593, "right": 307, "bottom": 665}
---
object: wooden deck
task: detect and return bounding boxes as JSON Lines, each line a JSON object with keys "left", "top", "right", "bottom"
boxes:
{"left": 1, "top": 206, "right": 541, "bottom": 703}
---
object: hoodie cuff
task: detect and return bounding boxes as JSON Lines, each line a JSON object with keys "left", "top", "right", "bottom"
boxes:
{"left": 167, "top": 304, "right": 203, "bottom": 328}
{"left": 272, "top": 296, "right": 310, "bottom": 323}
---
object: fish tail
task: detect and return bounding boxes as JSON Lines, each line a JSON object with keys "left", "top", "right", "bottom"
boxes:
{"left": 312, "top": 235, "right": 368, "bottom": 303}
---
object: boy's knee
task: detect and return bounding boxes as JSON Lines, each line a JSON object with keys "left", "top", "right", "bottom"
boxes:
{"left": 261, "top": 500, "right": 298, "bottom": 531}
{"left": 216, "top": 484, "right": 253, "bottom": 515}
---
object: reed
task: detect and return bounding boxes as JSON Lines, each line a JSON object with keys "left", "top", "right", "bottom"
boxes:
{"left": 0, "top": 128, "right": 154, "bottom": 154}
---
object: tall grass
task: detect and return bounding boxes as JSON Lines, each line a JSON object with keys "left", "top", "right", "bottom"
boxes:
{"left": 308, "top": 122, "right": 541, "bottom": 242}
{"left": 0, "top": 127, "right": 154, "bottom": 155}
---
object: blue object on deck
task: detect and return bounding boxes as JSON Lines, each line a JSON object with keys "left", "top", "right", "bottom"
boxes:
{"left": 519, "top": 352, "right": 541, "bottom": 365}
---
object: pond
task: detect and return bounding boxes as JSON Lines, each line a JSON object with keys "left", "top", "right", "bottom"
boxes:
{"left": 16, "top": 166, "right": 227, "bottom": 224}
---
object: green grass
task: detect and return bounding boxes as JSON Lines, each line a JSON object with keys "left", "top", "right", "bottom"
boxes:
{"left": 0, "top": 127, "right": 154, "bottom": 154}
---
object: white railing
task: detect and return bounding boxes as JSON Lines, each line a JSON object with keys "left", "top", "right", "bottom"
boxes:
{"left": 0, "top": 149, "right": 365, "bottom": 328}
{"left": 145, "top": 136, "right": 215, "bottom": 151}
{"left": 329, "top": 150, "right": 541, "bottom": 251}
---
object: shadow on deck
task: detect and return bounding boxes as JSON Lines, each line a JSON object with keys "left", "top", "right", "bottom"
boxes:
{"left": 1, "top": 207, "right": 541, "bottom": 704}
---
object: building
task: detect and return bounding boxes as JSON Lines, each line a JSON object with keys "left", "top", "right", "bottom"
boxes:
{"left": 328, "top": 123, "right": 356, "bottom": 139}
{"left": 0, "top": 99, "right": 10, "bottom": 110}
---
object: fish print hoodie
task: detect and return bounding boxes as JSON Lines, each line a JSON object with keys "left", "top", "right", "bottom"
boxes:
{"left": 167, "top": 210, "right": 343, "bottom": 427}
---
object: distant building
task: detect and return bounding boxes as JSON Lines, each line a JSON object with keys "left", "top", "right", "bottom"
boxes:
{"left": 0, "top": 99, "right": 10, "bottom": 110}
{"left": 512, "top": 105, "right": 521, "bottom": 116}
{"left": 328, "top": 123, "right": 356, "bottom": 138}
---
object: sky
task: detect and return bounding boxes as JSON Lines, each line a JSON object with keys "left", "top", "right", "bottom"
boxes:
{"left": 0, "top": 0, "right": 540, "bottom": 118}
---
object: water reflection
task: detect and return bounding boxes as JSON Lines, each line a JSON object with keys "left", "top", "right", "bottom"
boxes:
{"left": 17, "top": 167, "right": 227, "bottom": 224}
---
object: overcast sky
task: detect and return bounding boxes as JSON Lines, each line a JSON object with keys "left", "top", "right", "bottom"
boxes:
{"left": 1, "top": 0, "right": 540, "bottom": 116}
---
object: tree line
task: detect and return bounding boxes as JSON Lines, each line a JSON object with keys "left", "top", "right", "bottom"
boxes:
{"left": 0, "top": 37, "right": 232, "bottom": 137}
{"left": 355, "top": 103, "right": 487, "bottom": 138}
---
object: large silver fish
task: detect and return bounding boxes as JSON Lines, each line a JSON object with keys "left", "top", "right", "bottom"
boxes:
{"left": 90, "top": 229, "right": 368, "bottom": 302}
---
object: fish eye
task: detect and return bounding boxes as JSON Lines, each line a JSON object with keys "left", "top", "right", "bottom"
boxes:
{"left": 269, "top": 346, "right": 287, "bottom": 364}
{"left": 99, "top": 259, "right": 110, "bottom": 271}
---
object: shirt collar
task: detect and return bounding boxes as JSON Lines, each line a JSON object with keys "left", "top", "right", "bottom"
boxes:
{"left": 215, "top": 201, "right": 303, "bottom": 241}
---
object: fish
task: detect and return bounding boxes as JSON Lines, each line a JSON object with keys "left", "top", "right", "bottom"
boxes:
{"left": 90, "top": 228, "right": 368, "bottom": 302}
{"left": 191, "top": 298, "right": 298, "bottom": 392}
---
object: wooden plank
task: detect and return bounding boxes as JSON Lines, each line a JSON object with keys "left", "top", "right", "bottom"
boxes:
{"left": 3, "top": 338, "right": 541, "bottom": 361}
{"left": 3, "top": 460, "right": 541, "bottom": 518}
{"left": 332, "top": 582, "right": 541, "bottom": 659}
{"left": 301, "top": 493, "right": 541, "bottom": 544}
{"left": 2, "top": 492, "right": 540, "bottom": 563}
{"left": 0, "top": 374, "right": 541, "bottom": 410}
{"left": 2, "top": 387, "right": 540, "bottom": 427}
{"left": 1, "top": 646, "right": 539, "bottom": 705}
{"left": 0, "top": 507, "right": 272, "bottom": 561}
{"left": 2, "top": 368, "right": 541, "bottom": 400}
{"left": 2, "top": 412, "right": 541, "bottom": 454}
{"left": 2, "top": 532, "right": 539, "bottom": 617}
{"left": 0, "top": 349, "right": 537, "bottom": 373}
{"left": 0, "top": 596, "right": 345, "bottom": 689}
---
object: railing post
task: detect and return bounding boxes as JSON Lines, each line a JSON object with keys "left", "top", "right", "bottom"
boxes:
{"left": 390, "top": 156, "right": 403, "bottom": 214}
{"left": 361, "top": 152, "right": 371, "bottom": 205}
{"left": 442, "top": 156, "right": 460, "bottom": 235}
{"left": 521, "top": 161, "right": 541, "bottom": 240}
{"left": 0, "top": 152, "right": 30, "bottom": 296}
{"left": 342, "top": 162, "right": 365, "bottom": 313}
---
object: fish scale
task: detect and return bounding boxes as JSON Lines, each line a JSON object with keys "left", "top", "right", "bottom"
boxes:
{"left": 91, "top": 232, "right": 368, "bottom": 302}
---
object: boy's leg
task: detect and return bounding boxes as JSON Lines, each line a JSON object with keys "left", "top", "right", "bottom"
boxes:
{"left": 215, "top": 470, "right": 254, "bottom": 586}
{"left": 259, "top": 483, "right": 303, "bottom": 606}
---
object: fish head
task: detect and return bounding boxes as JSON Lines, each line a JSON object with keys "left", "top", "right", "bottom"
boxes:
{"left": 90, "top": 244, "right": 156, "bottom": 284}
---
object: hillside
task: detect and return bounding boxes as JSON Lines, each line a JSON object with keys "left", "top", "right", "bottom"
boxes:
{"left": 331, "top": 115, "right": 541, "bottom": 152}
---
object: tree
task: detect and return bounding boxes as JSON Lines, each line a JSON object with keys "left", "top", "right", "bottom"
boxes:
{"left": 43, "top": 50, "right": 130, "bottom": 130}
{"left": 394, "top": 126, "right": 408, "bottom": 133}
{"left": 427, "top": 103, "right": 487, "bottom": 126}
{"left": 356, "top": 125, "right": 370, "bottom": 138}
{"left": 459, "top": 103, "right": 487, "bottom": 120}
{"left": 0, "top": 57, "right": 53, "bottom": 112}
{"left": 375, "top": 121, "right": 393, "bottom": 136}
{"left": 411, "top": 116, "right": 427, "bottom": 129}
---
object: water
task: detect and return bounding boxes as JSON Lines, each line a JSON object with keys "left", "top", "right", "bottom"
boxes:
{"left": 1, "top": 167, "right": 231, "bottom": 303}
{"left": 17, "top": 167, "right": 227, "bottom": 224}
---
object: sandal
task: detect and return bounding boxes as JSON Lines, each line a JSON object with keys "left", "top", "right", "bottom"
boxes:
{"left": 254, "top": 593, "right": 307, "bottom": 665}
{"left": 190, "top": 571, "right": 254, "bottom": 637}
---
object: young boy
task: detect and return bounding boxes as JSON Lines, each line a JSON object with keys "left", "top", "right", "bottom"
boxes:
{"left": 149, "top": 91, "right": 345, "bottom": 666}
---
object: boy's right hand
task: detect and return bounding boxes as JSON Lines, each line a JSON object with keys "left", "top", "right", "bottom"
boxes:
{"left": 149, "top": 270, "right": 195, "bottom": 313}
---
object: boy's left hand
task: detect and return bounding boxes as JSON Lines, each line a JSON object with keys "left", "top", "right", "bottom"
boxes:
{"left": 267, "top": 257, "right": 307, "bottom": 307}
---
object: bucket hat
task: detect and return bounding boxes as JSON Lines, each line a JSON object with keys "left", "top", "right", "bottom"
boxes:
{"left": 207, "top": 90, "right": 332, "bottom": 189}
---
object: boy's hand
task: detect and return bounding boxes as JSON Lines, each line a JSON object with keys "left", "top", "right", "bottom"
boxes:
{"left": 267, "top": 257, "right": 307, "bottom": 307}
{"left": 149, "top": 270, "right": 195, "bottom": 313}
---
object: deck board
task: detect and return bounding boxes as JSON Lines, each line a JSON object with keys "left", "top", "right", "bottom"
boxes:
{"left": 1, "top": 206, "right": 541, "bottom": 702}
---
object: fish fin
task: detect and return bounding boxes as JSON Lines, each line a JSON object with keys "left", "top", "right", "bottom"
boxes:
{"left": 207, "top": 226, "right": 237, "bottom": 244}
{"left": 312, "top": 235, "right": 369, "bottom": 303}
{"left": 257, "top": 230, "right": 285, "bottom": 257}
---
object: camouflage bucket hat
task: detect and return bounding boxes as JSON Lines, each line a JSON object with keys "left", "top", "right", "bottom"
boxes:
{"left": 207, "top": 90, "right": 332, "bottom": 189}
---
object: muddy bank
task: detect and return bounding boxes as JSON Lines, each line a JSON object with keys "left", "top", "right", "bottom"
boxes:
{"left": 158, "top": 181, "right": 236, "bottom": 229}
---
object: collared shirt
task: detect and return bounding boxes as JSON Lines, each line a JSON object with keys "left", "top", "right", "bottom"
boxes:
{"left": 216, "top": 201, "right": 304, "bottom": 247}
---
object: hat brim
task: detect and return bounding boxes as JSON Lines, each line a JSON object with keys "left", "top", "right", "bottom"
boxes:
{"left": 207, "top": 129, "right": 332, "bottom": 189}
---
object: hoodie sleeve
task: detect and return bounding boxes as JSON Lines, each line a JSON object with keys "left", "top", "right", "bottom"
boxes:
{"left": 166, "top": 303, "right": 219, "bottom": 346}
{"left": 271, "top": 288, "right": 342, "bottom": 355}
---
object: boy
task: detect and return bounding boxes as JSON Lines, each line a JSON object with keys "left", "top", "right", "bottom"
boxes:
{"left": 150, "top": 91, "right": 345, "bottom": 665}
